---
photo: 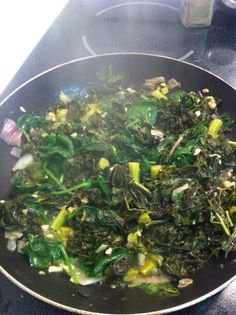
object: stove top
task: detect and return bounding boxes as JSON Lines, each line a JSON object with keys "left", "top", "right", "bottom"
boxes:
{"left": 0, "top": 1, "right": 236, "bottom": 314}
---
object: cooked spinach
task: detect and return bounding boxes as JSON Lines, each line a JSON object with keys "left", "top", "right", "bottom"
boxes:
{"left": 1, "top": 70, "right": 236, "bottom": 297}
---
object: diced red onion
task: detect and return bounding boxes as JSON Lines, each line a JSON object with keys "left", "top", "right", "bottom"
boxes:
{"left": 0, "top": 119, "right": 22, "bottom": 146}
{"left": 10, "top": 129, "right": 22, "bottom": 146}
{"left": 10, "top": 146, "right": 22, "bottom": 158}
{"left": 12, "top": 153, "right": 33, "bottom": 172}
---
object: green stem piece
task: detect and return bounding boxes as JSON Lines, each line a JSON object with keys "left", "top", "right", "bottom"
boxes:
{"left": 59, "top": 244, "right": 79, "bottom": 284}
{"left": 150, "top": 165, "right": 163, "bottom": 180}
{"left": 228, "top": 140, "right": 236, "bottom": 148}
{"left": 128, "top": 162, "right": 140, "bottom": 182}
{"left": 45, "top": 168, "right": 64, "bottom": 188}
{"left": 226, "top": 210, "right": 234, "bottom": 228}
{"left": 215, "top": 212, "right": 231, "bottom": 236}
{"left": 207, "top": 119, "right": 223, "bottom": 138}
{"left": 51, "top": 209, "right": 68, "bottom": 231}
{"left": 229, "top": 206, "right": 236, "bottom": 216}
{"left": 133, "top": 181, "right": 151, "bottom": 195}
{"left": 51, "top": 180, "right": 92, "bottom": 196}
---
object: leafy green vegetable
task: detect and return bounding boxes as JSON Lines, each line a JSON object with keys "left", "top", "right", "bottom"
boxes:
{"left": 91, "top": 246, "right": 128, "bottom": 276}
{"left": 138, "top": 282, "right": 179, "bottom": 296}
{"left": 126, "top": 99, "right": 158, "bottom": 125}
{"left": 22, "top": 236, "right": 63, "bottom": 268}
{"left": 17, "top": 114, "right": 52, "bottom": 132}
{"left": 1, "top": 69, "right": 236, "bottom": 298}
{"left": 17, "top": 114, "right": 52, "bottom": 142}
{"left": 39, "top": 133, "right": 74, "bottom": 159}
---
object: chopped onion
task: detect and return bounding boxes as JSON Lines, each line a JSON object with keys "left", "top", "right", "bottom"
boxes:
{"left": 48, "top": 265, "right": 63, "bottom": 273}
{"left": 17, "top": 240, "right": 27, "bottom": 253}
{"left": 22, "top": 209, "right": 28, "bottom": 215}
{"left": 0, "top": 119, "right": 22, "bottom": 146}
{"left": 95, "top": 244, "right": 108, "bottom": 253}
{"left": 20, "top": 106, "right": 26, "bottom": 112}
{"left": 7, "top": 239, "right": 17, "bottom": 252}
{"left": 178, "top": 278, "right": 193, "bottom": 288}
{"left": 10, "top": 146, "right": 22, "bottom": 158}
{"left": 41, "top": 225, "right": 49, "bottom": 234}
{"left": 61, "top": 263, "right": 102, "bottom": 285}
{"left": 5, "top": 230, "right": 23, "bottom": 240}
{"left": 105, "top": 247, "right": 112, "bottom": 255}
{"left": 151, "top": 129, "right": 164, "bottom": 140}
{"left": 12, "top": 153, "right": 33, "bottom": 172}
{"left": 143, "top": 76, "right": 165, "bottom": 89}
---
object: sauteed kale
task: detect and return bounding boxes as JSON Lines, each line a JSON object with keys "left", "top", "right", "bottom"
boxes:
{"left": 1, "top": 68, "right": 236, "bottom": 296}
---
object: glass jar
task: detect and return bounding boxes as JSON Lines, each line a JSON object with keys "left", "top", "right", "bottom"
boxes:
{"left": 180, "top": 0, "right": 215, "bottom": 27}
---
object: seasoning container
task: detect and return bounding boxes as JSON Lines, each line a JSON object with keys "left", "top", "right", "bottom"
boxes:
{"left": 180, "top": 0, "right": 215, "bottom": 27}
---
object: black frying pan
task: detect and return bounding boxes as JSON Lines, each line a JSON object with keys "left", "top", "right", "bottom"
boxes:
{"left": 0, "top": 54, "right": 236, "bottom": 314}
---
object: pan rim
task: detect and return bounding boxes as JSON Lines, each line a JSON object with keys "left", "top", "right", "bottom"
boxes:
{"left": 0, "top": 52, "right": 235, "bottom": 314}
{"left": 1, "top": 265, "right": 236, "bottom": 315}
{"left": 0, "top": 52, "right": 235, "bottom": 108}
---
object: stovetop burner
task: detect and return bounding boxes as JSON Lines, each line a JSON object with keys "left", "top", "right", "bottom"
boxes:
{"left": 1, "top": 0, "right": 236, "bottom": 104}
{"left": 80, "top": 0, "right": 236, "bottom": 86}
{"left": 83, "top": 2, "right": 186, "bottom": 57}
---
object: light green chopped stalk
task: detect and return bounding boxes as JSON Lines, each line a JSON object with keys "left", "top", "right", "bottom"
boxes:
{"left": 56, "top": 108, "right": 68, "bottom": 122}
{"left": 133, "top": 181, "right": 151, "bottom": 195}
{"left": 207, "top": 119, "right": 223, "bottom": 138}
{"left": 51, "top": 230, "right": 64, "bottom": 242}
{"left": 226, "top": 211, "right": 234, "bottom": 227}
{"left": 151, "top": 87, "right": 168, "bottom": 100}
{"left": 139, "top": 260, "right": 156, "bottom": 275}
{"left": 160, "top": 86, "right": 169, "bottom": 95}
{"left": 60, "top": 174, "right": 64, "bottom": 183}
{"left": 59, "top": 244, "right": 79, "bottom": 284}
{"left": 229, "top": 206, "right": 236, "bottom": 217}
{"left": 97, "top": 157, "right": 110, "bottom": 170}
{"left": 127, "top": 232, "right": 138, "bottom": 244}
{"left": 215, "top": 212, "right": 231, "bottom": 236}
{"left": 228, "top": 140, "right": 236, "bottom": 148}
{"left": 147, "top": 253, "right": 164, "bottom": 267}
{"left": 51, "top": 209, "right": 68, "bottom": 231}
{"left": 51, "top": 180, "right": 92, "bottom": 195}
{"left": 128, "top": 162, "right": 140, "bottom": 182}
{"left": 150, "top": 165, "right": 163, "bottom": 180}
{"left": 123, "top": 267, "right": 138, "bottom": 282}
{"left": 138, "top": 212, "right": 151, "bottom": 225}
{"left": 80, "top": 103, "right": 100, "bottom": 123}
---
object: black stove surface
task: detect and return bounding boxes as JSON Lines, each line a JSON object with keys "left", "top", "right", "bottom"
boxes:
{"left": 0, "top": 0, "right": 236, "bottom": 314}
